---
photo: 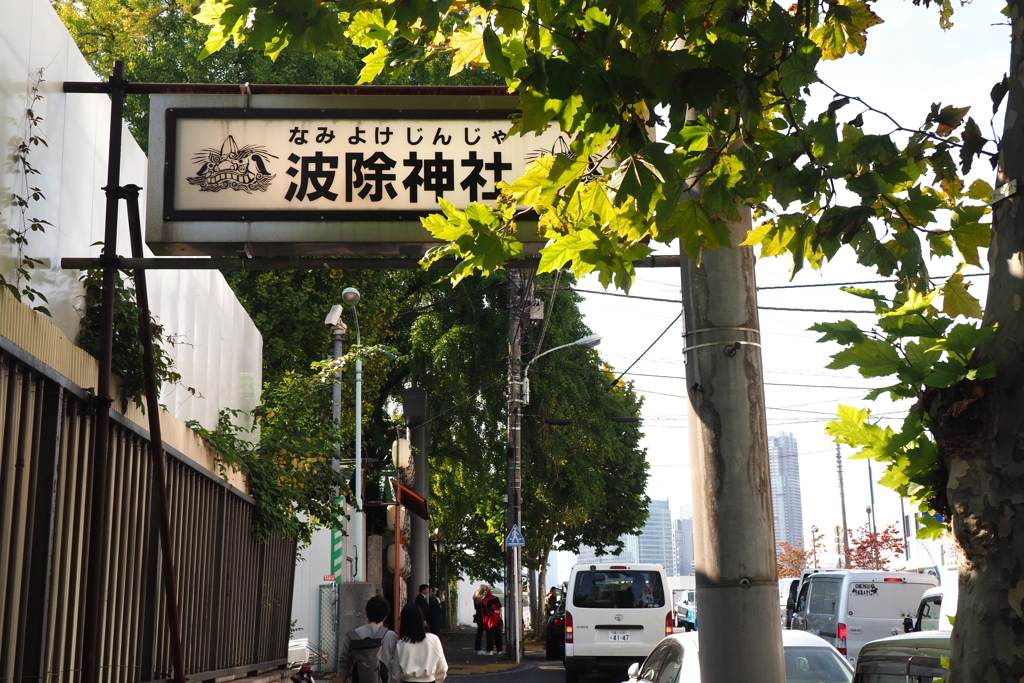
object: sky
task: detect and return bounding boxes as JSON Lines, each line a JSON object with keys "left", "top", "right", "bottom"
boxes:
{"left": 565, "top": 0, "right": 1009, "bottom": 573}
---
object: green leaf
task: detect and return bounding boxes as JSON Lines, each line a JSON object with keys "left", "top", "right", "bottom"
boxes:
{"left": 915, "top": 514, "right": 949, "bottom": 540}
{"left": 482, "top": 27, "right": 513, "bottom": 78}
{"left": 950, "top": 205, "right": 991, "bottom": 267}
{"left": 923, "top": 359, "right": 969, "bottom": 388}
{"left": 612, "top": 155, "right": 666, "bottom": 215}
{"left": 449, "top": 27, "right": 486, "bottom": 76}
{"left": 959, "top": 117, "right": 987, "bottom": 174}
{"left": 519, "top": 89, "right": 563, "bottom": 133}
{"left": 506, "top": 153, "right": 587, "bottom": 209}
{"left": 827, "top": 339, "right": 902, "bottom": 377}
{"left": 665, "top": 199, "right": 731, "bottom": 263}
{"left": 992, "top": 75, "right": 1010, "bottom": 114}
{"left": 934, "top": 104, "right": 970, "bottom": 137}
{"left": 195, "top": 0, "right": 251, "bottom": 58}
{"left": 537, "top": 229, "right": 602, "bottom": 272}
{"left": 810, "top": 319, "right": 869, "bottom": 345}
{"left": 929, "top": 322, "right": 998, "bottom": 357}
{"left": 811, "top": 0, "right": 883, "bottom": 60}
{"left": 941, "top": 273, "right": 983, "bottom": 319}
{"left": 358, "top": 46, "right": 389, "bottom": 84}
{"left": 779, "top": 37, "right": 821, "bottom": 97}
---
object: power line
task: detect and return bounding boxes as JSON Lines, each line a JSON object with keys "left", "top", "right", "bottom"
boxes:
{"left": 609, "top": 312, "right": 683, "bottom": 388}
{"left": 756, "top": 272, "right": 989, "bottom": 291}
{"left": 574, "top": 287, "right": 875, "bottom": 313}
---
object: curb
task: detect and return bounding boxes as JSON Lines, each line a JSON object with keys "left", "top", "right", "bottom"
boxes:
{"left": 448, "top": 658, "right": 536, "bottom": 677}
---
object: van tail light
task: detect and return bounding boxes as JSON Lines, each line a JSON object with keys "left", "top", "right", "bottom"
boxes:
{"left": 565, "top": 611, "right": 574, "bottom": 643}
{"left": 836, "top": 622, "right": 847, "bottom": 655}
{"left": 666, "top": 611, "right": 675, "bottom": 635}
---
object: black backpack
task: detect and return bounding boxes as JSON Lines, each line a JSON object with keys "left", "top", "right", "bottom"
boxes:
{"left": 349, "top": 625, "right": 390, "bottom": 683}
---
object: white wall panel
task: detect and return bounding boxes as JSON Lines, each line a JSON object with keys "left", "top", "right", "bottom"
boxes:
{"left": 1, "top": 0, "right": 262, "bottom": 425}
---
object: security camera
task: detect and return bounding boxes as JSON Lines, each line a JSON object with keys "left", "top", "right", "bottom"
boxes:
{"left": 324, "top": 304, "right": 344, "bottom": 327}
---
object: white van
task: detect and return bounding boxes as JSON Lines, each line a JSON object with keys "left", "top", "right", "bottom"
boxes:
{"left": 906, "top": 580, "right": 957, "bottom": 633}
{"left": 563, "top": 563, "right": 673, "bottom": 683}
{"left": 789, "top": 569, "right": 938, "bottom": 665}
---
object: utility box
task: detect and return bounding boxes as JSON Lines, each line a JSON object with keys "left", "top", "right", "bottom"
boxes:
{"left": 338, "top": 582, "right": 377, "bottom": 668}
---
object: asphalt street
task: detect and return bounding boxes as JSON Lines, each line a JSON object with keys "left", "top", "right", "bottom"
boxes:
{"left": 451, "top": 654, "right": 623, "bottom": 683}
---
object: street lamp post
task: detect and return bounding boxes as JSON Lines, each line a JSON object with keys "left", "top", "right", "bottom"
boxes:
{"left": 505, "top": 331, "right": 601, "bottom": 663}
{"left": 342, "top": 287, "right": 364, "bottom": 582}
{"left": 324, "top": 306, "right": 348, "bottom": 581}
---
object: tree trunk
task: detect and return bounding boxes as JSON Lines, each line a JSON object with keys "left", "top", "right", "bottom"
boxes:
{"left": 537, "top": 551, "right": 550, "bottom": 641}
{"left": 941, "top": 2, "right": 1024, "bottom": 678}
{"left": 528, "top": 566, "right": 538, "bottom": 637}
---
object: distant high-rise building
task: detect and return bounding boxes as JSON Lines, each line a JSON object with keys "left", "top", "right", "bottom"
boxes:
{"left": 638, "top": 499, "right": 676, "bottom": 574}
{"left": 768, "top": 431, "right": 804, "bottom": 552}
{"left": 574, "top": 535, "right": 639, "bottom": 565}
{"left": 674, "top": 518, "right": 695, "bottom": 575}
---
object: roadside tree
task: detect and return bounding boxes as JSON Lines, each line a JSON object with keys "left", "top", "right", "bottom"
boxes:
{"left": 193, "top": 0, "right": 1024, "bottom": 675}
{"left": 847, "top": 523, "right": 908, "bottom": 571}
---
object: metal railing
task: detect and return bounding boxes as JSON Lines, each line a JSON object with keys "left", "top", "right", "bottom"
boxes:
{"left": 0, "top": 337, "right": 295, "bottom": 682}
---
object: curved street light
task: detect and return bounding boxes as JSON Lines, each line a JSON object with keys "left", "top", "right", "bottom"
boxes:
{"left": 522, "top": 333, "right": 601, "bottom": 405}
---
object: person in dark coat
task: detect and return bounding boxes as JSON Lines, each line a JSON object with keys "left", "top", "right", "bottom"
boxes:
{"left": 472, "top": 585, "right": 487, "bottom": 654}
{"left": 415, "top": 584, "right": 430, "bottom": 627}
{"left": 428, "top": 586, "right": 444, "bottom": 634}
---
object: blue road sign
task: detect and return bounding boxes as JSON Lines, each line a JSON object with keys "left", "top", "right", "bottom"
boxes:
{"left": 505, "top": 524, "right": 526, "bottom": 547}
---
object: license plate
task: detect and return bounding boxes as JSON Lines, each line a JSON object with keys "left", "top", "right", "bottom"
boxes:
{"left": 608, "top": 630, "right": 631, "bottom": 642}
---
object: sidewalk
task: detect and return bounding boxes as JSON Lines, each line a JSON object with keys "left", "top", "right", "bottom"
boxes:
{"left": 440, "top": 628, "right": 545, "bottom": 676}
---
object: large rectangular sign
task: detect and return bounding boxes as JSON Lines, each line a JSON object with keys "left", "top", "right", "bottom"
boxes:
{"left": 146, "top": 93, "right": 566, "bottom": 257}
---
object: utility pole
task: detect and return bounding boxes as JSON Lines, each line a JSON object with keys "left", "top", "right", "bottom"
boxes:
{"left": 505, "top": 269, "right": 531, "bottom": 663}
{"left": 679, "top": 208, "right": 785, "bottom": 681}
{"left": 836, "top": 444, "right": 851, "bottom": 567}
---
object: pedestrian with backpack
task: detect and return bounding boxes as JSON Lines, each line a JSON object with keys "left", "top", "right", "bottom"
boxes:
{"left": 338, "top": 596, "right": 397, "bottom": 683}
{"left": 391, "top": 603, "right": 448, "bottom": 683}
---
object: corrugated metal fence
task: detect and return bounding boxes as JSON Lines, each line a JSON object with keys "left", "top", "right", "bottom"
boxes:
{"left": 0, "top": 338, "right": 295, "bottom": 682}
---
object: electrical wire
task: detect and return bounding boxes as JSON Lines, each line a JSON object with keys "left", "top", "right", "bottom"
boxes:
{"left": 609, "top": 312, "right": 683, "bottom": 388}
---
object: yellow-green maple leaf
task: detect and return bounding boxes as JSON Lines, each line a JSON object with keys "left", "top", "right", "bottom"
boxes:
{"left": 449, "top": 27, "right": 487, "bottom": 76}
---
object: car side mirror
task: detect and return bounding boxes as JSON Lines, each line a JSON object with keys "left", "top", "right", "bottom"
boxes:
{"left": 903, "top": 616, "right": 914, "bottom": 633}
{"left": 627, "top": 662, "right": 640, "bottom": 679}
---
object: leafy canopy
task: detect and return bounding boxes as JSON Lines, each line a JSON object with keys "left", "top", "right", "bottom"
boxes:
{"left": 195, "top": 0, "right": 990, "bottom": 295}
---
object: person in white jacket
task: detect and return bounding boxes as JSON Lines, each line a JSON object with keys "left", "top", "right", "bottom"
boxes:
{"left": 391, "top": 603, "right": 448, "bottom": 683}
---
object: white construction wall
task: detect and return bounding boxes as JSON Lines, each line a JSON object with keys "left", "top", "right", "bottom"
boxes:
{"left": 0, "top": 0, "right": 261, "bottom": 429}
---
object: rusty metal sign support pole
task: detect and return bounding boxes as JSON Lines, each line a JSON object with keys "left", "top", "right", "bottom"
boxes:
{"left": 82, "top": 60, "right": 126, "bottom": 683}
{"left": 124, "top": 186, "right": 186, "bottom": 683}
{"left": 80, "top": 61, "right": 185, "bottom": 683}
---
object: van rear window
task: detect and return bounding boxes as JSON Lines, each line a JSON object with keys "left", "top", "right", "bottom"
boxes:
{"left": 572, "top": 570, "right": 666, "bottom": 608}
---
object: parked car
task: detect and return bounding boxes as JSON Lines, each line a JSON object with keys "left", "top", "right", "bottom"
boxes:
{"left": 853, "top": 630, "right": 951, "bottom": 681}
{"left": 563, "top": 562, "right": 673, "bottom": 683}
{"left": 545, "top": 589, "right": 566, "bottom": 660}
{"left": 623, "top": 629, "right": 854, "bottom": 683}
{"left": 789, "top": 569, "right": 938, "bottom": 665}
{"left": 674, "top": 589, "right": 697, "bottom": 631}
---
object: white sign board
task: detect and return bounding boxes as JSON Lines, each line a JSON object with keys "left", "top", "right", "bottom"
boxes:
{"left": 146, "top": 93, "right": 567, "bottom": 256}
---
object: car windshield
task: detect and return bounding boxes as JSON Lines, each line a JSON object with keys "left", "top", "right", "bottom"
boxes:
{"left": 784, "top": 646, "right": 854, "bottom": 683}
{"left": 571, "top": 569, "right": 666, "bottom": 608}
